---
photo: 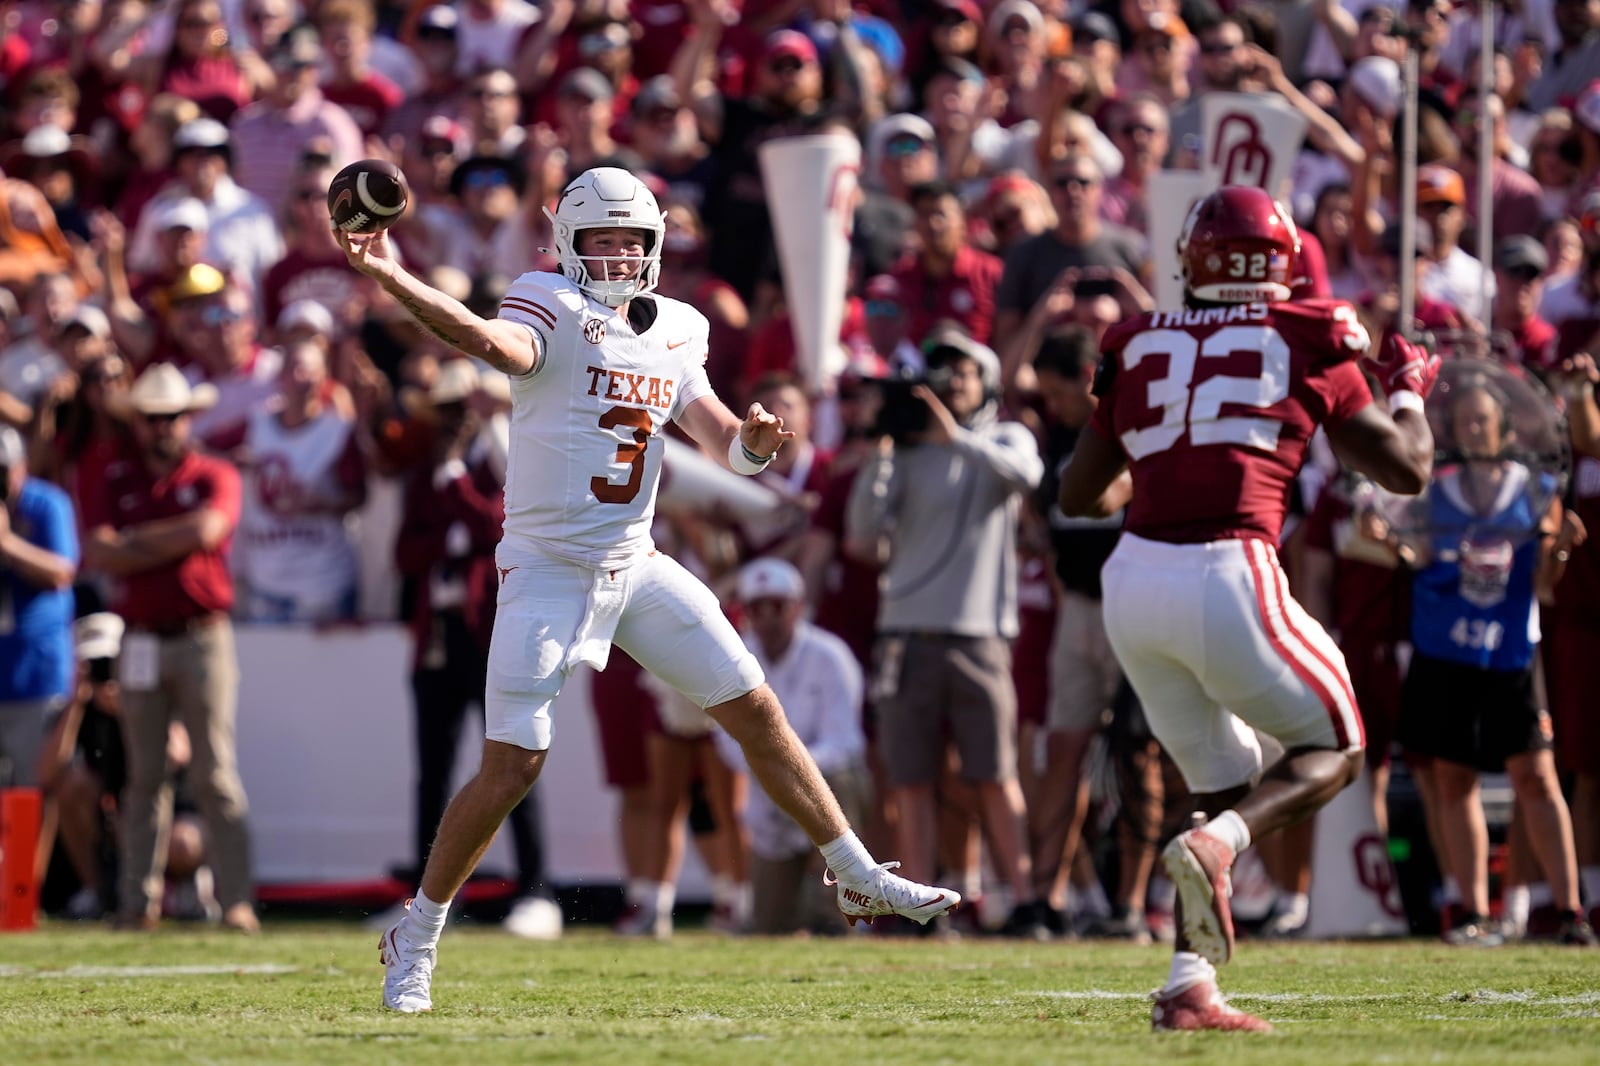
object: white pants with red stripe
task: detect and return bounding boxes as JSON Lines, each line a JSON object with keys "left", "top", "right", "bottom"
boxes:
{"left": 1101, "top": 533, "right": 1364, "bottom": 794}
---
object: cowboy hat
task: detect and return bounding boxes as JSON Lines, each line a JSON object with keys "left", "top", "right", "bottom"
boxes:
{"left": 400, "top": 358, "right": 483, "bottom": 417}
{"left": 0, "top": 124, "right": 97, "bottom": 184}
{"left": 115, "top": 362, "right": 219, "bottom": 417}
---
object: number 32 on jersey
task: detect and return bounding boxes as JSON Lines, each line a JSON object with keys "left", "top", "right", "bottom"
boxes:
{"left": 1120, "top": 325, "right": 1292, "bottom": 460}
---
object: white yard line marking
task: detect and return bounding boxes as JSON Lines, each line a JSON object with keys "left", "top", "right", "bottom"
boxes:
{"left": 0, "top": 963, "right": 298, "bottom": 979}
{"left": 1033, "top": 989, "right": 1600, "bottom": 1005}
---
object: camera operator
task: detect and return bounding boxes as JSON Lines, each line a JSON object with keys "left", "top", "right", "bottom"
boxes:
{"left": 845, "top": 324, "right": 1046, "bottom": 934}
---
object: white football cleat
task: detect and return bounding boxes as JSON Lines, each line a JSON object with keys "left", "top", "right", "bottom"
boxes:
{"left": 379, "top": 900, "right": 436, "bottom": 1013}
{"left": 825, "top": 862, "right": 961, "bottom": 926}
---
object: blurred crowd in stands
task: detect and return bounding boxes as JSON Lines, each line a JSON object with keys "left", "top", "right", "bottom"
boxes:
{"left": 2, "top": 0, "right": 1599, "bottom": 944}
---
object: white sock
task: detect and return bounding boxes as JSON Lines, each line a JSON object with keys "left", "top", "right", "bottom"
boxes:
{"left": 654, "top": 881, "right": 675, "bottom": 916}
{"left": 1503, "top": 884, "right": 1530, "bottom": 935}
{"left": 733, "top": 882, "right": 752, "bottom": 924}
{"left": 1199, "top": 810, "right": 1252, "bottom": 856}
{"left": 710, "top": 874, "right": 733, "bottom": 908}
{"left": 627, "top": 878, "right": 652, "bottom": 908}
{"left": 819, "top": 831, "right": 875, "bottom": 884}
{"left": 1526, "top": 880, "right": 1552, "bottom": 908}
{"left": 1276, "top": 891, "right": 1309, "bottom": 923}
{"left": 1164, "top": 950, "right": 1216, "bottom": 995}
{"left": 408, "top": 891, "right": 450, "bottom": 942}
{"left": 1581, "top": 866, "right": 1600, "bottom": 907}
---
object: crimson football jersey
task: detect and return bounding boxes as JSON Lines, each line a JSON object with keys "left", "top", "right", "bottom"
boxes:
{"left": 1091, "top": 300, "right": 1373, "bottom": 544}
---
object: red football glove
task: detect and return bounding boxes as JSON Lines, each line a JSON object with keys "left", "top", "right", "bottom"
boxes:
{"left": 1373, "top": 333, "right": 1441, "bottom": 401}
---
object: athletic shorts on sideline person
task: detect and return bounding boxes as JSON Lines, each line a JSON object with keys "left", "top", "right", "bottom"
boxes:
{"left": 1101, "top": 534, "right": 1364, "bottom": 794}
{"left": 1397, "top": 651, "right": 1552, "bottom": 773}
{"left": 874, "top": 633, "right": 1016, "bottom": 787}
{"left": 1046, "top": 590, "right": 1123, "bottom": 733}
{"left": 487, "top": 548, "right": 763, "bottom": 752}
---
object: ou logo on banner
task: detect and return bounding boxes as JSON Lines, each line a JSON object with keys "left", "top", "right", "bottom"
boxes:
{"left": 1210, "top": 113, "right": 1273, "bottom": 189}
{"left": 825, "top": 163, "right": 860, "bottom": 240}
{"left": 1353, "top": 832, "right": 1405, "bottom": 918}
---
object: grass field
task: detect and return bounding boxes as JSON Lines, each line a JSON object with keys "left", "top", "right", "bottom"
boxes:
{"left": 2, "top": 923, "right": 1598, "bottom": 1065}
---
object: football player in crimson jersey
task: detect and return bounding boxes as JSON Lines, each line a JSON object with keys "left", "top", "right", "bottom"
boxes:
{"left": 337, "top": 167, "right": 960, "bottom": 1014}
{"left": 1059, "top": 186, "right": 1438, "bottom": 1033}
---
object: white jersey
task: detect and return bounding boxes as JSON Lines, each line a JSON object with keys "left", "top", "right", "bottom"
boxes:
{"left": 234, "top": 404, "right": 360, "bottom": 613}
{"left": 496, "top": 272, "right": 716, "bottom": 570}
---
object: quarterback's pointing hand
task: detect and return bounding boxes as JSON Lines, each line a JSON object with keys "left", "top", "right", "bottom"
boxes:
{"left": 740, "top": 402, "right": 795, "bottom": 459}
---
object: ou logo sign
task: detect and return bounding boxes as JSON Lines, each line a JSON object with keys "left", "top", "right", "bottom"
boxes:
{"left": 1210, "top": 113, "right": 1273, "bottom": 189}
{"left": 1353, "top": 832, "right": 1405, "bottom": 918}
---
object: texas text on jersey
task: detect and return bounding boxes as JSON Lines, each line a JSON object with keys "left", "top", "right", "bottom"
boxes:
{"left": 495, "top": 271, "right": 715, "bottom": 569}
{"left": 1091, "top": 297, "right": 1373, "bottom": 545}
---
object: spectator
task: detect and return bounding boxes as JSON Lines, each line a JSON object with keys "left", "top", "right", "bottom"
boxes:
{"left": 260, "top": 162, "right": 379, "bottom": 336}
{"left": 1452, "top": 88, "right": 1545, "bottom": 245}
{"left": 0, "top": 126, "right": 96, "bottom": 244}
{"left": 30, "top": 351, "right": 133, "bottom": 525}
{"left": 715, "top": 557, "right": 869, "bottom": 935}
{"left": 552, "top": 66, "right": 643, "bottom": 176}
{"left": 1395, "top": 375, "right": 1594, "bottom": 946}
{"left": 113, "top": 94, "right": 204, "bottom": 230}
{"left": 627, "top": 77, "right": 714, "bottom": 211}
{"left": 224, "top": 339, "right": 365, "bottom": 623}
{"left": 735, "top": 374, "right": 828, "bottom": 565}
{"left": 460, "top": 67, "right": 525, "bottom": 159}
{"left": 1490, "top": 236, "right": 1560, "bottom": 371}
{"left": 229, "top": 24, "right": 364, "bottom": 215}
{"left": 451, "top": 0, "right": 543, "bottom": 80}
{"left": 1527, "top": 110, "right": 1581, "bottom": 222}
{"left": 317, "top": 0, "right": 405, "bottom": 139}
{"left": 433, "top": 155, "right": 526, "bottom": 280}
{"left": 127, "top": 118, "right": 283, "bottom": 300}
{"left": 387, "top": 358, "right": 559, "bottom": 938}
{"left": 1525, "top": 0, "right": 1600, "bottom": 112}
{"left": 974, "top": 171, "right": 1054, "bottom": 257}
{"left": 1101, "top": 94, "right": 1168, "bottom": 237}
{"left": 1167, "top": 15, "right": 1250, "bottom": 166}
{"left": 97, "top": 0, "right": 271, "bottom": 124}
{"left": 0, "top": 271, "right": 79, "bottom": 427}
{"left": 991, "top": 153, "right": 1143, "bottom": 357}
{"left": 384, "top": 6, "right": 466, "bottom": 147}
{"left": 0, "top": 425, "right": 78, "bottom": 789}
{"left": 653, "top": 198, "right": 747, "bottom": 401}
{"left": 1545, "top": 216, "right": 1586, "bottom": 286}
{"left": 79, "top": 363, "right": 256, "bottom": 932}
{"left": 890, "top": 180, "right": 1001, "bottom": 347}
{"left": 1311, "top": 182, "right": 1368, "bottom": 301}
{"left": 1131, "top": 22, "right": 1189, "bottom": 108}
{"left": 844, "top": 325, "right": 1045, "bottom": 934}
{"left": 180, "top": 283, "right": 283, "bottom": 447}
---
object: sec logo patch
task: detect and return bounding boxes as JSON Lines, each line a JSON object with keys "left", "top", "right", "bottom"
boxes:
{"left": 584, "top": 319, "right": 606, "bottom": 345}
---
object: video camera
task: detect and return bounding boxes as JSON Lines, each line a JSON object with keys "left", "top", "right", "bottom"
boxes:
{"left": 872, "top": 354, "right": 957, "bottom": 445}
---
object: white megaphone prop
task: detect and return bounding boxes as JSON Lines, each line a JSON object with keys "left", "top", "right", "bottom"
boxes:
{"left": 759, "top": 133, "right": 860, "bottom": 394}
{"left": 658, "top": 436, "right": 783, "bottom": 521}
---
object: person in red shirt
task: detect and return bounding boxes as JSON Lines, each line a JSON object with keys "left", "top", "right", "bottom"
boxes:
{"left": 890, "top": 180, "right": 1002, "bottom": 347}
{"left": 1058, "top": 186, "right": 1436, "bottom": 1032}
{"left": 79, "top": 363, "right": 256, "bottom": 933}
{"left": 1490, "top": 236, "right": 1561, "bottom": 372}
{"left": 317, "top": 0, "right": 405, "bottom": 138}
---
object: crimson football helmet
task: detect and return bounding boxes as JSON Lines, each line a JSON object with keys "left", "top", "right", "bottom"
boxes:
{"left": 1177, "top": 186, "right": 1301, "bottom": 304}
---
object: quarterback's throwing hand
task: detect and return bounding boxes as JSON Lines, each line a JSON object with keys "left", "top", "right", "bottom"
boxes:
{"left": 1372, "top": 333, "right": 1440, "bottom": 401}
{"left": 335, "top": 227, "right": 398, "bottom": 281}
{"left": 741, "top": 402, "right": 795, "bottom": 459}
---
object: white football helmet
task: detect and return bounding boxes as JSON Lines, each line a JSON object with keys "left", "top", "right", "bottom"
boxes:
{"left": 544, "top": 167, "right": 665, "bottom": 307}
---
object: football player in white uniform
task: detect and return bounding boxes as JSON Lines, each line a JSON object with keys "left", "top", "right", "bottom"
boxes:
{"left": 339, "top": 167, "right": 961, "bottom": 1013}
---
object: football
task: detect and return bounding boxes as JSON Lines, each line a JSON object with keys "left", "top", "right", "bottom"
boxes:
{"left": 327, "top": 159, "right": 409, "bottom": 234}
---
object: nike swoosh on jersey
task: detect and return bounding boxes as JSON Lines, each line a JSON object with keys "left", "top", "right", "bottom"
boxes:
{"left": 666, "top": 338, "right": 690, "bottom": 349}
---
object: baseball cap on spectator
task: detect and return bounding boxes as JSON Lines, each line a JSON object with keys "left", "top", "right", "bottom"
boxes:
{"left": 738, "top": 557, "right": 805, "bottom": 603}
{"left": 631, "top": 75, "right": 681, "bottom": 117}
{"left": 933, "top": 0, "right": 982, "bottom": 24}
{"left": 931, "top": 57, "right": 985, "bottom": 88}
{"left": 277, "top": 299, "right": 336, "bottom": 336}
{"left": 419, "top": 114, "right": 465, "bottom": 156}
{"left": 872, "top": 112, "right": 936, "bottom": 163}
{"left": 1494, "top": 235, "right": 1548, "bottom": 278}
{"left": 449, "top": 155, "right": 526, "bottom": 198}
{"left": 989, "top": 0, "right": 1044, "bottom": 40}
{"left": 151, "top": 197, "right": 210, "bottom": 233}
{"left": 0, "top": 425, "right": 25, "bottom": 468}
{"left": 1349, "top": 56, "right": 1402, "bottom": 119}
{"left": 1417, "top": 165, "right": 1465, "bottom": 206}
{"left": 1379, "top": 221, "right": 1433, "bottom": 258}
{"left": 559, "top": 66, "right": 614, "bottom": 103}
{"left": 60, "top": 304, "right": 111, "bottom": 340}
{"left": 1576, "top": 81, "right": 1600, "bottom": 136}
{"left": 921, "top": 321, "right": 1000, "bottom": 387}
{"left": 165, "top": 263, "right": 229, "bottom": 304}
{"left": 119, "top": 362, "right": 219, "bottom": 416}
{"left": 75, "top": 612, "right": 125, "bottom": 662}
{"left": 1072, "top": 10, "right": 1119, "bottom": 47}
{"left": 417, "top": 4, "right": 458, "bottom": 37}
{"left": 864, "top": 274, "right": 903, "bottom": 317}
{"left": 0, "top": 124, "right": 96, "bottom": 182}
{"left": 271, "top": 23, "right": 323, "bottom": 70}
{"left": 763, "top": 29, "right": 818, "bottom": 66}
{"left": 403, "top": 357, "right": 481, "bottom": 416}
{"left": 172, "top": 117, "right": 231, "bottom": 153}
{"left": 579, "top": 22, "right": 631, "bottom": 59}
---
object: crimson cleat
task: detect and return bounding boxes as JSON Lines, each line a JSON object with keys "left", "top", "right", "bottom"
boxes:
{"left": 1161, "top": 828, "right": 1237, "bottom": 965}
{"left": 1151, "top": 980, "right": 1272, "bottom": 1033}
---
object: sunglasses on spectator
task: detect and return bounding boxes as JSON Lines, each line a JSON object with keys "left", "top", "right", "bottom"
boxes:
{"left": 1142, "top": 38, "right": 1174, "bottom": 54}
{"left": 469, "top": 87, "right": 515, "bottom": 100}
{"left": 885, "top": 135, "right": 929, "bottom": 158}
{"left": 200, "top": 306, "right": 245, "bottom": 327}
{"left": 180, "top": 17, "right": 219, "bottom": 30}
{"left": 82, "top": 363, "right": 124, "bottom": 385}
{"left": 420, "top": 140, "right": 455, "bottom": 158}
{"left": 643, "top": 106, "right": 678, "bottom": 124}
{"left": 1502, "top": 266, "right": 1542, "bottom": 283}
{"left": 865, "top": 299, "right": 902, "bottom": 319}
{"left": 936, "top": 10, "right": 970, "bottom": 27}
{"left": 992, "top": 209, "right": 1022, "bottom": 230}
{"left": 418, "top": 26, "right": 455, "bottom": 41}
{"left": 1052, "top": 174, "right": 1098, "bottom": 189}
{"left": 744, "top": 598, "right": 791, "bottom": 615}
{"left": 1121, "top": 122, "right": 1159, "bottom": 138}
{"left": 463, "top": 169, "right": 511, "bottom": 190}
{"left": 1200, "top": 41, "right": 1238, "bottom": 56}
{"left": 292, "top": 188, "right": 322, "bottom": 201}
{"left": 140, "top": 412, "right": 184, "bottom": 425}
{"left": 768, "top": 57, "right": 805, "bottom": 74}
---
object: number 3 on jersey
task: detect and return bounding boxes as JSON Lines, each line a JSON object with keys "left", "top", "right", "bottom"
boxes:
{"left": 593, "top": 406, "right": 652, "bottom": 504}
{"left": 1120, "top": 326, "right": 1291, "bottom": 460}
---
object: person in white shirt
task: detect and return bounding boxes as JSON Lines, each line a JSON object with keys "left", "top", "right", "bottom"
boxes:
{"left": 339, "top": 166, "right": 960, "bottom": 1013}
{"left": 715, "top": 558, "right": 871, "bottom": 935}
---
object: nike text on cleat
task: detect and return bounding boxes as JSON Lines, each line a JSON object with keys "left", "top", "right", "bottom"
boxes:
{"left": 379, "top": 900, "right": 436, "bottom": 1013}
{"left": 1151, "top": 980, "right": 1272, "bottom": 1033}
{"left": 1162, "top": 828, "right": 1237, "bottom": 965}
{"left": 824, "top": 861, "right": 961, "bottom": 926}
